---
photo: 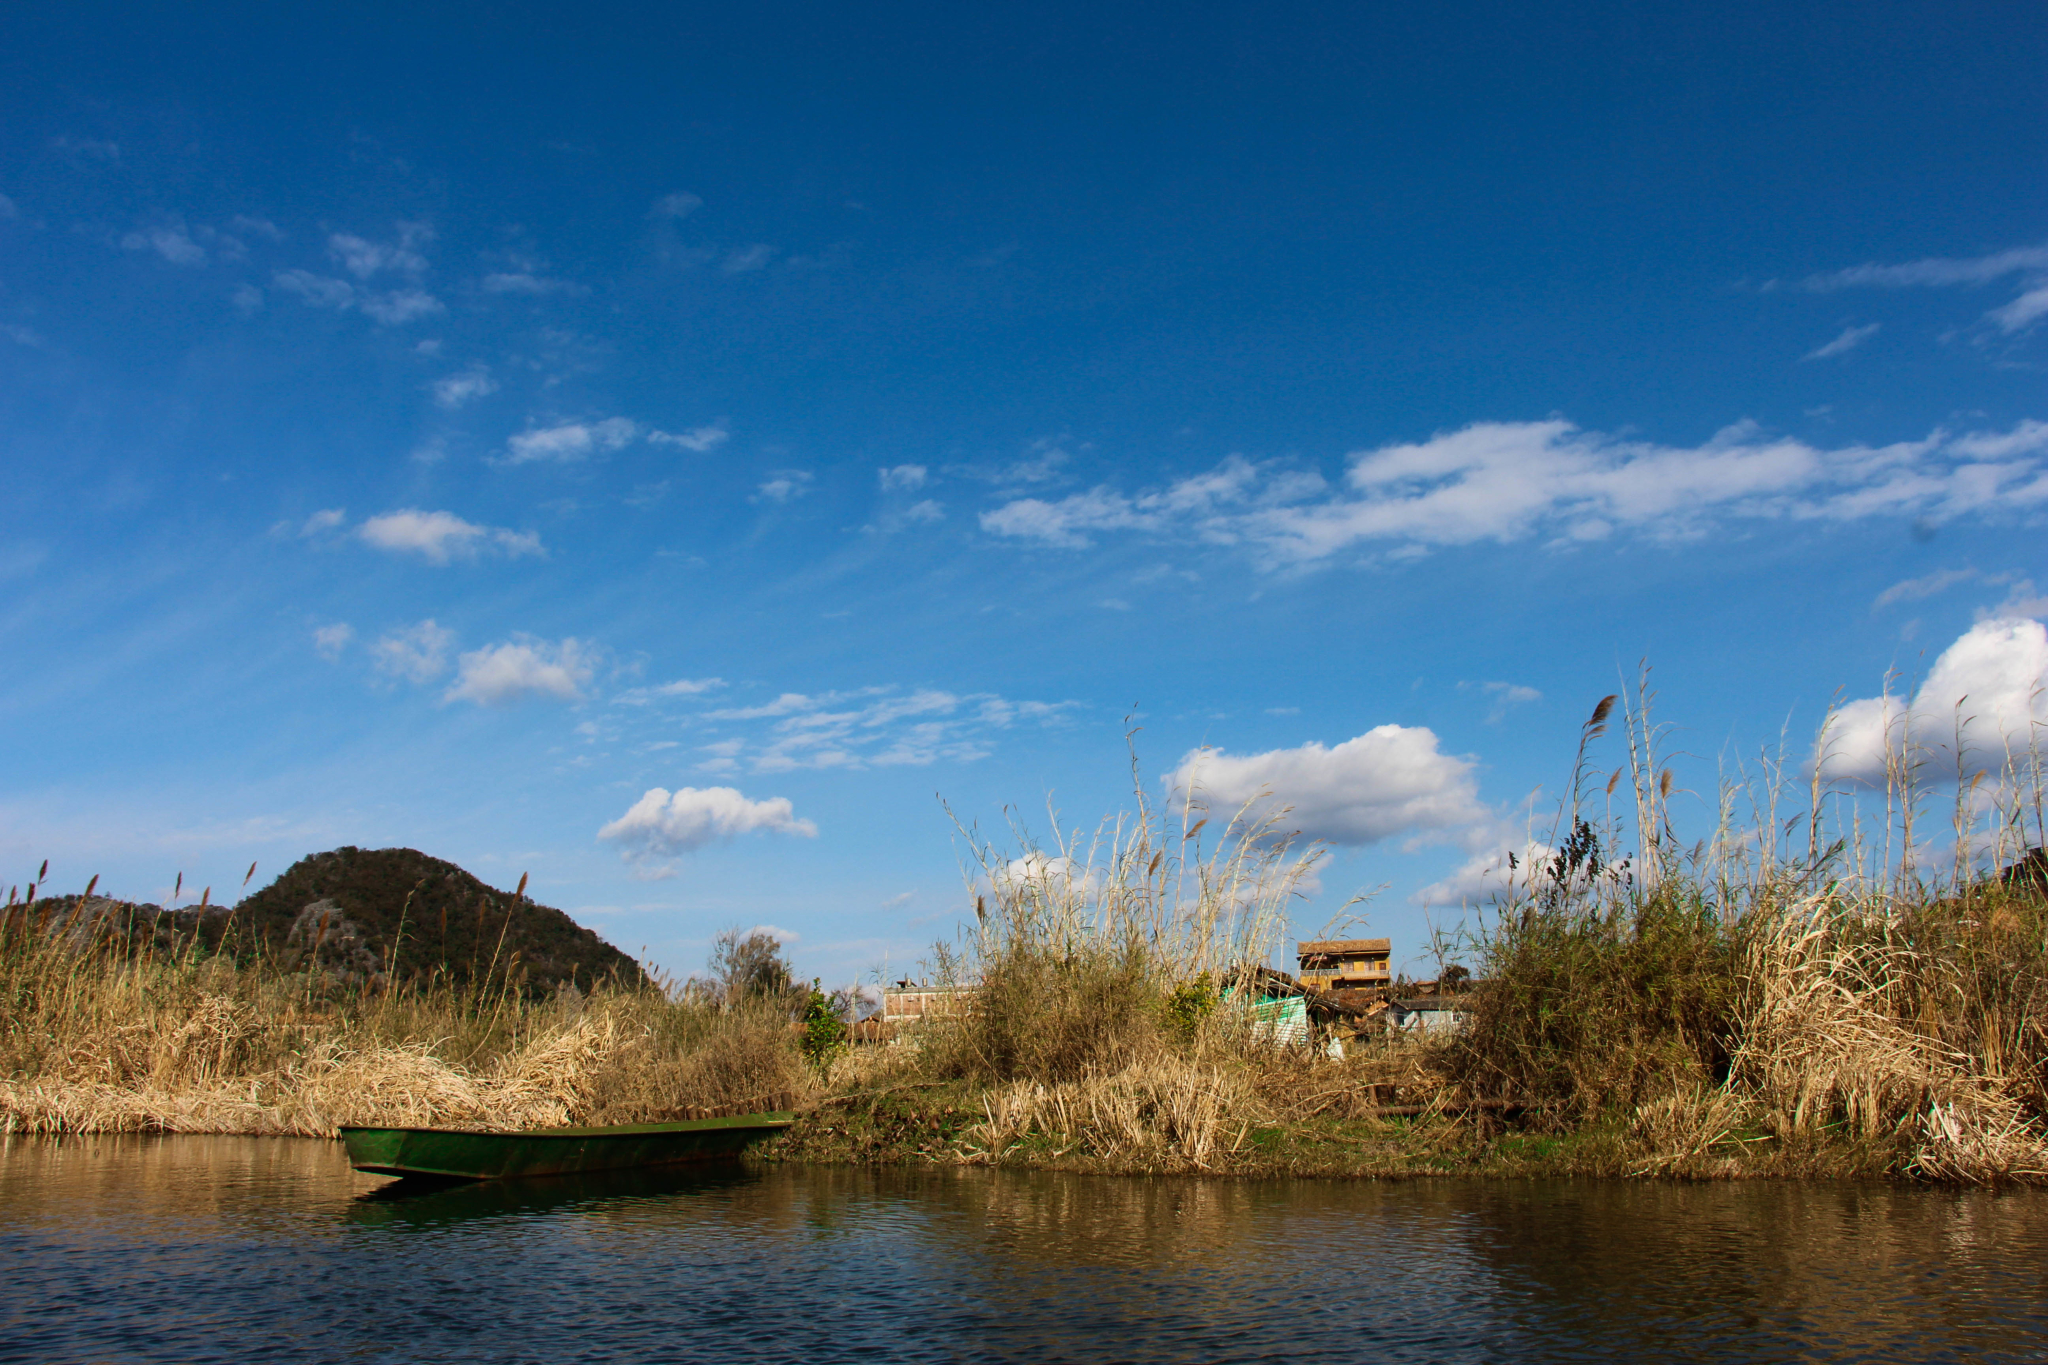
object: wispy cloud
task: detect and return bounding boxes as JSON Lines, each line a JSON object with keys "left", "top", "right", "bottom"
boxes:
{"left": 686, "top": 687, "right": 1075, "bottom": 773}
{"left": 272, "top": 269, "right": 443, "bottom": 326}
{"left": 755, "top": 471, "right": 813, "bottom": 503}
{"left": 646, "top": 424, "right": 728, "bottom": 452}
{"left": 1873, "top": 567, "right": 1979, "bottom": 609}
{"left": 312, "top": 623, "right": 354, "bottom": 660}
{"left": 721, "top": 244, "right": 775, "bottom": 273}
{"left": 651, "top": 192, "right": 702, "bottom": 219}
{"left": 328, "top": 224, "right": 431, "bottom": 279}
{"left": 1805, "top": 242, "right": 2048, "bottom": 335}
{"left": 879, "top": 464, "right": 928, "bottom": 491}
{"left": 503, "top": 417, "right": 724, "bottom": 463}
{"left": 371, "top": 619, "right": 455, "bottom": 683}
{"left": 121, "top": 224, "right": 206, "bottom": 266}
{"left": 432, "top": 365, "right": 497, "bottom": 410}
{"left": 481, "top": 271, "right": 583, "bottom": 295}
{"left": 356, "top": 509, "right": 543, "bottom": 564}
{"left": 1459, "top": 680, "right": 1542, "bottom": 723}
{"left": 979, "top": 418, "right": 2048, "bottom": 564}
{"left": 1803, "top": 322, "right": 1880, "bottom": 361}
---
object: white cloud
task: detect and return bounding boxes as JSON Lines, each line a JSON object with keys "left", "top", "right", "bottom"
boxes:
{"left": 722, "top": 244, "right": 774, "bottom": 273}
{"left": 299, "top": 507, "right": 346, "bottom": 537}
{"left": 357, "top": 509, "right": 543, "bottom": 564}
{"left": 1818, "top": 616, "right": 2048, "bottom": 787}
{"left": 432, "top": 365, "right": 498, "bottom": 410}
{"left": 980, "top": 418, "right": 2048, "bottom": 564}
{"left": 312, "top": 623, "right": 354, "bottom": 660}
{"left": 646, "top": 424, "right": 728, "bottom": 452}
{"left": 651, "top": 192, "right": 702, "bottom": 219}
{"left": 1461, "top": 680, "right": 1542, "bottom": 723}
{"left": 690, "top": 686, "right": 1073, "bottom": 773}
{"left": 445, "top": 637, "right": 597, "bottom": 706}
{"left": 274, "top": 269, "right": 356, "bottom": 308}
{"left": 1985, "top": 578, "right": 2048, "bottom": 621}
{"left": 979, "top": 486, "right": 1149, "bottom": 547}
{"left": 597, "top": 785, "right": 817, "bottom": 862}
{"left": 481, "top": 272, "right": 580, "bottom": 295}
{"left": 879, "top": 464, "right": 928, "bottom": 491}
{"left": 231, "top": 283, "right": 264, "bottom": 315}
{"left": 121, "top": 225, "right": 205, "bottom": 266}
{"left": 1988, "top": 286, "right": 2048, "bottom": 335}
{"left": 1803, "top": 323, "right": 1880, "bottom": 361}
{"left": 654, "top": 677, "right": 725, "bottom": 696}
{"left": 1, "top": 323, "right": 43, "bottom": 348}
{"left": 505, "top": 418, "right": 641, "bottom": 464}
{"left": 358, "top": 289, "right": 445, "bottom": 324}
{"left": 371, "top": 620, "right": 455, "bottom": 683}
{"left": 1805, "top": 243, "right": 2048, "bottom": 336}
{"left": 1413, "top": 842, "right": 1551, "bottom": 908}
{"left": 1873, "top": 567, "right": 1979, "bottom": 609}
{"left": 1170, "top": 726, "right": 1488, "bottom": 847}
{"left": 229, "top": 215, "right": 281, "bottom": 240}
{"left": 272, "top": 268, "right": 441, "bottom": 325}
{"left": 1805, "top": 245, "right": 2048, "bottom": 291}
{"left": 756, "top": 471, "right": 813, "bottom": 503}
{"left": 328, "top": 225, "right": 431, "bottom": 280}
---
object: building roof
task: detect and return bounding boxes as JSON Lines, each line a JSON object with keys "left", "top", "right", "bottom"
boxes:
{"left": 1297, "top": 938, "right": 1391, "bottom": 955}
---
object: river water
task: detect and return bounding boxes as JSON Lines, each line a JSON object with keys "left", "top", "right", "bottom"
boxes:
{"left": 2, "top": 1136, "right": 2045, "bottom": 1363}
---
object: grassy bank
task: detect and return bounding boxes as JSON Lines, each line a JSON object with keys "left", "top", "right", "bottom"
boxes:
{"left": 9, "top": 695, "right": 2048, "bottom": 1184}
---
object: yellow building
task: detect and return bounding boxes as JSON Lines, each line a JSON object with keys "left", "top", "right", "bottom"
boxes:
{"left": 1296, "top": 937, "right": 1392, "bottom": 992}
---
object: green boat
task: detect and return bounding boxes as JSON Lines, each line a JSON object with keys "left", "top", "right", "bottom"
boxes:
{"left": 339, "top": 1111, "right": 795, "bottom": 1181}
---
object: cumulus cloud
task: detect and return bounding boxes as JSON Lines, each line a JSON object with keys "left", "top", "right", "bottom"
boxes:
{"left": 432, "top": 365, "right": 497, "bottom": 410}
{"left": 1818, "top": 616, "right": 2048, "bottom": 787}
{"left": 1170, "top": 726, "right": 1489, "bottom": 847}
{"left": 879, "top": 464, "right": 928, "bottom": 491}
{"left": 312, "top": 623, "right": 354, "bottom": 660}
{"left": 597, "top": 785, "right": 816, "bottom": 863}
{"left": 371, "top": 620, "right": 455, "bottom": 683}
{"left": 506, "top": 418, "right": 638, "bottom": 463}
{"left": 357, "top": 509, "right": 543, "bottom": 564}
{"left": 1803, "top": 323, "right": 1880, "bottom": 361}
{"left": 445, "top": 637, "right": 597, "bottom": 706}
{"left": 980, "top": 418, "right": 2048, "bottom": 564}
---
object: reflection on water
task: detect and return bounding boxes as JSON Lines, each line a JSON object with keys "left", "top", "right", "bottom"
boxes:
{"left": 2, "top": 1134, "right": 2045, "bottom": 1363}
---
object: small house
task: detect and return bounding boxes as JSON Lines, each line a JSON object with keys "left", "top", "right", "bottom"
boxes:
{"left": 1296, "top": 937, "right": 1392, "bottom": 993}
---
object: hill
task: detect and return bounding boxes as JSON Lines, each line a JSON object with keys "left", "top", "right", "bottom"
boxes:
{"left": 230, "top": 846, "right": 647, "bottom": 994}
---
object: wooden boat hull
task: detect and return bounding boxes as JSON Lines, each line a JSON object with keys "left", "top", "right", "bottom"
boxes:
{"left": 339, "top": 1112, "right": 795, "bottom": 1181}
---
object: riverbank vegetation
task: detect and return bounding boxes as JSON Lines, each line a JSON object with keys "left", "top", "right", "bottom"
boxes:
{"left": 7, "top": 686, "right": 2048, "bottom": 1184}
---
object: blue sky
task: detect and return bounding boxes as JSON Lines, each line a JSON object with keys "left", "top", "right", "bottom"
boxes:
{"left": 4, "top": 0, "right": 2045, "bottom": 983}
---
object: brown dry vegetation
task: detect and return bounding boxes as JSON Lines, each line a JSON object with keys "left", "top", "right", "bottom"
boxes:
{"left": 0, "top": 910, "right": 814, "bottom": 1137}
{"left": 9, "top": 694, "right": 2048, "bottom": 1186}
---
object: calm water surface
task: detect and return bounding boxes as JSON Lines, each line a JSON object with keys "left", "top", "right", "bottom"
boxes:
{"left": 2, "top": 1135, "right": 2045, "bottom": 1363}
